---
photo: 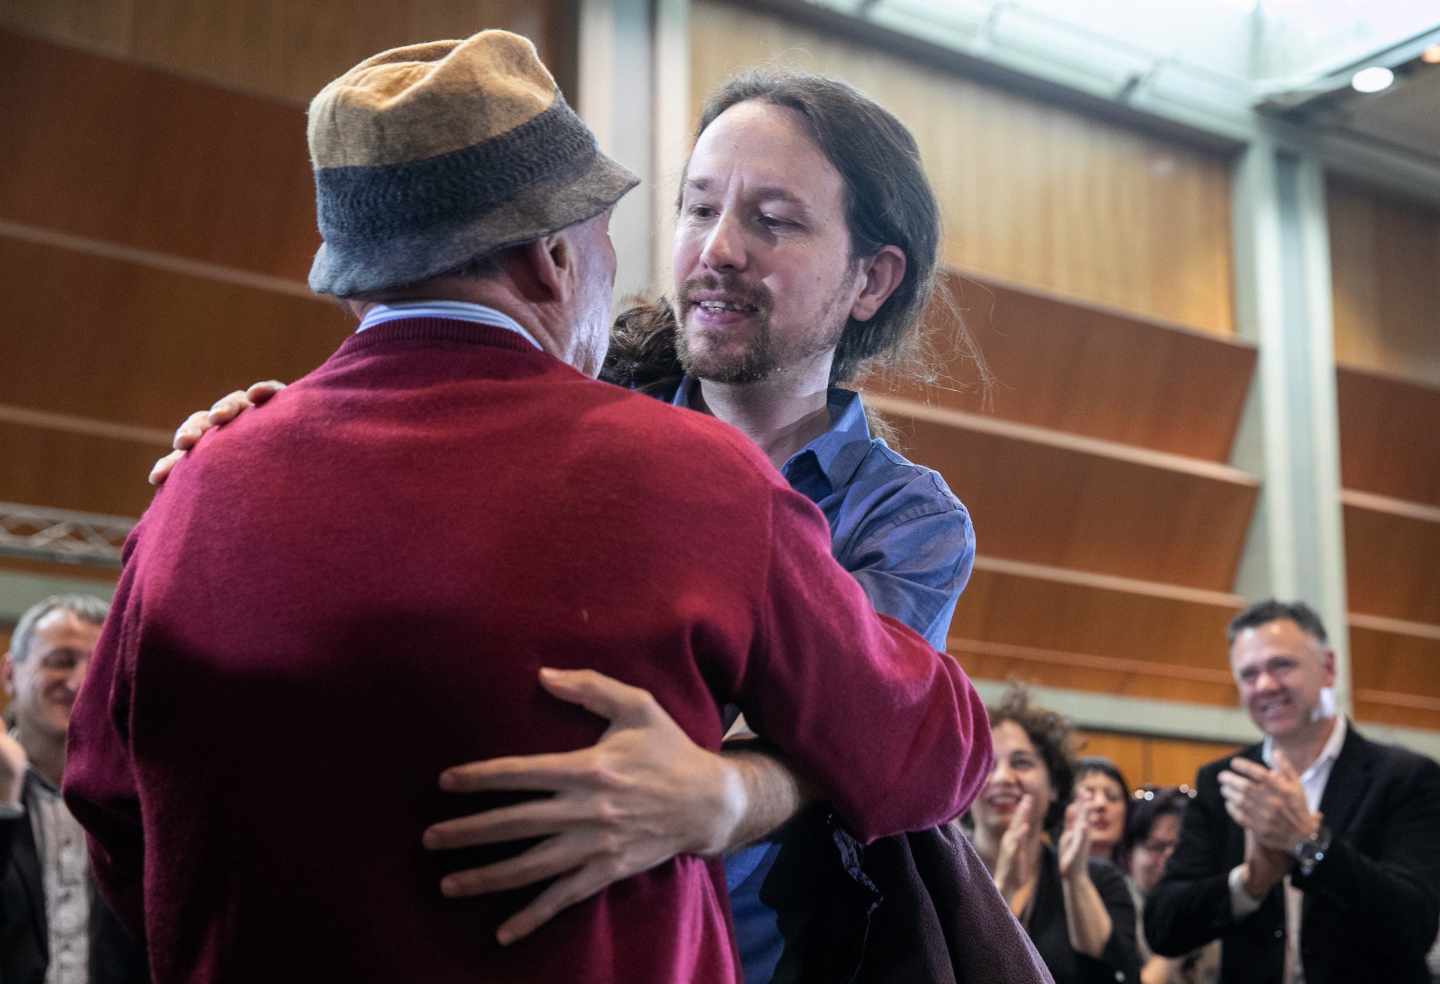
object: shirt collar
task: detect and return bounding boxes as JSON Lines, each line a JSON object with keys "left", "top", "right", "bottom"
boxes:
{"left": 1262, "top": 713, "right": 1348, "bottom": 780}
{"left": 670, "top": 376, "right": 875, "bottom": 489}
{"left": 356, "top": 300, "right": 542, "bottom": 351}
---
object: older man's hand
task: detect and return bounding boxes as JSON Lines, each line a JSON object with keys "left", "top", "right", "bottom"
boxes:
{"left": 422, "top": 668, "right": 764, "bottom": 946}
{"left": 1219, "top": 751, "right": 1320, "bottom": 854}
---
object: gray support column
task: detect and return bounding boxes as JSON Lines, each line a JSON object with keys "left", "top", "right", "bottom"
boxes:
{"left": 1230, "top": 136, "right": 1351, "bottom": 712}
{"left": 578, "top": 0, "right": 657, "bottom": 303}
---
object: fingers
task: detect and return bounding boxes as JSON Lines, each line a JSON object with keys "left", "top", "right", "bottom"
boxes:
{"left": 1218, "top": 770, "right": 1253, "bottom": 800}
{"left": 423, "top": 797, "right": 595, "bottom": 850}
{"left": 1270, "top": 748, "right": 1300, "bottom": 781}
{"left": 440, "top": 830, "right": 617, "bottom": 898}
{"left": 246, "top": 380, "right": 286, "bottom": 404}
{"left": 208, "top": 389, "right": 254, "bottom": 425}
{"left": 149, "top": 449, "right": 186, "bottom": 486}
{"left": 494, "top": 859, "right": 631, "bottom": 945}
{"left": 173, "top": 410, "right": 214, "bottom": 451}
{"left": 1228, "top": 758, "right": 1276, "bottom": 784}
{"left": 439, "top": 750, "right": 600, "bottom": 793}
{"left": 537, "top": 667, "right": 661, "bottom": 727}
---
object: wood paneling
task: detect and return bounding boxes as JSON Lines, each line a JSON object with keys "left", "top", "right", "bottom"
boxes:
{"left": 1072, "top": 730, "right": 1146, "bottom": 787}
{"left": 870, "top": 270, "right": 1257, "bottom": 461}
{"left": 1073, "top": 730, "right": 1241, "bottom": 789}
{"left": 1328, "top": 175, "right": 1440, "bottom": 387}
{"left": 1, "top": 28, "right": 318, "bottom": 282}
{"left": 689, "top": 0, "right": 1235, "bottom": 335}
{"left": 2, "top": 1, "right": 573, "bottom": 105}
{"left": 873, "top": 396, "right": 1259, "bottom": 590}
{"left": 0, "top": 237, "right": 352, "bottom": 430}
{"left": 1337, "top": 366, "right": 1440, "bottom": 508}
{"left": 950, "top": 558, "right": 1241, "bottom": 706}
{"left": 0, "top": 421, "right": 162, "bottom": 518}
{"left": 1351, "top": 620, "right": 1440, "bottom": 732}
{"left": 1147, "top": 737, "right": 1241, "bottom": 787}
{"left": 1343, "top": 492, "right": 1440, "bottom": 626}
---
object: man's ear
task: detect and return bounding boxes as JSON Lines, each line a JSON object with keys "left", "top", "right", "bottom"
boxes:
{"left": 2, "top": 652, "right": 14, "bottom": 698}
{"left": 1321, "top": 647, "right": 1336, "bottom": 687}
{"left": 514, "top": 232, "right": 575, "bottom": 304}
{"left": 850, "top": 245, "right": 907, "bottom": 323}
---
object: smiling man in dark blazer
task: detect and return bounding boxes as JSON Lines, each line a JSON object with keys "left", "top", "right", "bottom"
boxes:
{"left": 1146, "top": 599, "right": 1440, "bottom": 984}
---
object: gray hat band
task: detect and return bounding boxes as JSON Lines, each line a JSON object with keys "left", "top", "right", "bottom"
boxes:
{"left": 315, "top": 98, "right": 597, "bottom": 243}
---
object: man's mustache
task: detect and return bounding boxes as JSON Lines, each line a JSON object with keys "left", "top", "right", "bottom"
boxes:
{"left": 677, "top": 274, "right": 773, "bottom": 317}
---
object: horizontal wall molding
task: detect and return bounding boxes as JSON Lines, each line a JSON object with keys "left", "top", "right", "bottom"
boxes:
{"left": 0, "top": 404, "right": 170, "bottom": 447}
{"left": 0, "top": 219, "right": 317, "bottom": 300}
{"left": 972, "top": 556, "right": 1243, "bottom": 609}
{"left": 867, "top": 393, "right": 1259, "bottom": 484}
{"left": 1350, "top": 612, "right": 1440, "bottom": 642}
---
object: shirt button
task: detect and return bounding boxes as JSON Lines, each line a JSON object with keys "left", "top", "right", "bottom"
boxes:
{"left": 1274, "top": 929, "right": 1284, "bottom": 939}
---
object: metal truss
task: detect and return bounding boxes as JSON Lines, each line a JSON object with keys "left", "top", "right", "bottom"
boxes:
{"left": 0, "top": 501, "right": 134, "bottom": 569}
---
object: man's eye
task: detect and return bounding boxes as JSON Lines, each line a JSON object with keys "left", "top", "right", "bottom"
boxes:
{"left": 758, "top": 215, "right": 792, "bottom": 229}
{"left": 685, "top": 204, "right": 716, "bottom": 219}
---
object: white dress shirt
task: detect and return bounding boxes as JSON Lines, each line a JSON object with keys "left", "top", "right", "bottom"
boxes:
{"left": 1227, "top": 714, "right": 1348, "bottom": 984}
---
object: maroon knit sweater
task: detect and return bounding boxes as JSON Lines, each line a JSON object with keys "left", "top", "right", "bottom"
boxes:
{"left": 64, "top": 320, "right": 990, "bottom": 984}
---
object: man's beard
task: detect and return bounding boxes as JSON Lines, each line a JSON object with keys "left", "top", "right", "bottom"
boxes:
{"left": 675, "top": 273, "right": 847, "bottom": 384}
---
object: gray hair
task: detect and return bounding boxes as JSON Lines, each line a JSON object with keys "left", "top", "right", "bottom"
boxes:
{"left": 8, "top": 594, "right": 109, "bottom": 663}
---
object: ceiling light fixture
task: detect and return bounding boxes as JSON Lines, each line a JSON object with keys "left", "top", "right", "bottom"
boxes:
{"left": 1350, "top": 66, "right": 1395, "bottom": 93}
{"left": 1422, "top": 45, "right": 1440, "bottom": 65}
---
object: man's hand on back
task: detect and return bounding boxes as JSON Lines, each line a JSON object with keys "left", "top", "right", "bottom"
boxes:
{"left": 148, "top": 380, "right": 286, "bottom": 484}
{"left": 423, "top": 667, "right": 809, "bottom": 945}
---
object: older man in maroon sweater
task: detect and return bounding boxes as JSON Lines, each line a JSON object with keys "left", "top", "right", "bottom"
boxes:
{"left": 62, "top": 30, "right": 989, "bottom": 984}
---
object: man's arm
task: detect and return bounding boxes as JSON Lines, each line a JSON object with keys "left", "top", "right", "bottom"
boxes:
{"left": 428, "top": 474, "right": 980, "bottom": 941}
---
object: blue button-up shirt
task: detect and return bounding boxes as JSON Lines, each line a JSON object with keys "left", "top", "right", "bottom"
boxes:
{"left": 667, "top": 375, "right": 976, "bottom": 982}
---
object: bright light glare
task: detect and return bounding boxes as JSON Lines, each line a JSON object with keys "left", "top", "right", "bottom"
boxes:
{"left": 1350, "top": 66, "right": 1394, "bottom": 93}
{"left": 1422, "top": 45, "right": 1440, "bottom": 65}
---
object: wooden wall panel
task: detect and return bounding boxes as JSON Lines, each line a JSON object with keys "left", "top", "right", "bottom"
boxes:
{"left": 1328, "top": 175, "right": 1440, "bottom": 388}
{"left": 1147, "top": 737, "right": 1240, "bottom": 787}
{"left": 870, "top": 271, "right": 1257, "bottom": 462}
{"left": 1351, "top": 624, "right": 1440, "bottom": 700}
{"left": 875, "top": 399, "right": 1258, "bottom": 590}
{"left": 1, "top": 28, "right": 318, "bottom": 281}
{"left": 1336, "top": 367, "right": 1440, "bottom": 508}
{"left": 950, "top": 559, "right": 1239, "bottom": 677}
{"left": 1071, "top": 731, "right": 1242, "bottom": 789}
{"left": 689, "top": 0, "right": 1235, "bottom": 335}
{"left": 0, "top": 238, "right": 351, "bottom": 430}
{"left": 0, "top": 422, "right": 162, "bottom": 518}
{"left": 2, "top": 0, "right": 573, "bottom": 105}
{"left": 1343, "top": 495, "right": 1440, "bottom": 626}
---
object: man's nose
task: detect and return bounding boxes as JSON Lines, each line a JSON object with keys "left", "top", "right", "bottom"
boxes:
{"left": 66, "top": 659, "right": 89, "bottom": 692}
{"left": 699, "top": 211, "right": 746, "bottom": 271}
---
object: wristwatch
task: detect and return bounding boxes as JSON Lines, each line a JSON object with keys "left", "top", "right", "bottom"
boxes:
{"left": 1291, "top": 822, "right": 1332, "bottom": 877}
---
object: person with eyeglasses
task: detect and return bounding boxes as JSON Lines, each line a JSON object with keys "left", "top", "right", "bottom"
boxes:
{"left": 1123, "top": 786, "right": 1216, "bottom": 984}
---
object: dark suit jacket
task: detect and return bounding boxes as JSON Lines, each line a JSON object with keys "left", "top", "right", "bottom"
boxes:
{"left": 0, "top": 771, "right": 148, "bottom": 984}
{"left": 1146, "top": 723, "right": 1440, "bottom": 984}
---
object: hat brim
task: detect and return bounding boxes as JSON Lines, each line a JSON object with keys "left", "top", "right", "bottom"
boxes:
{"left": 308, "top": 150, "right": 640, "bottom": 297}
